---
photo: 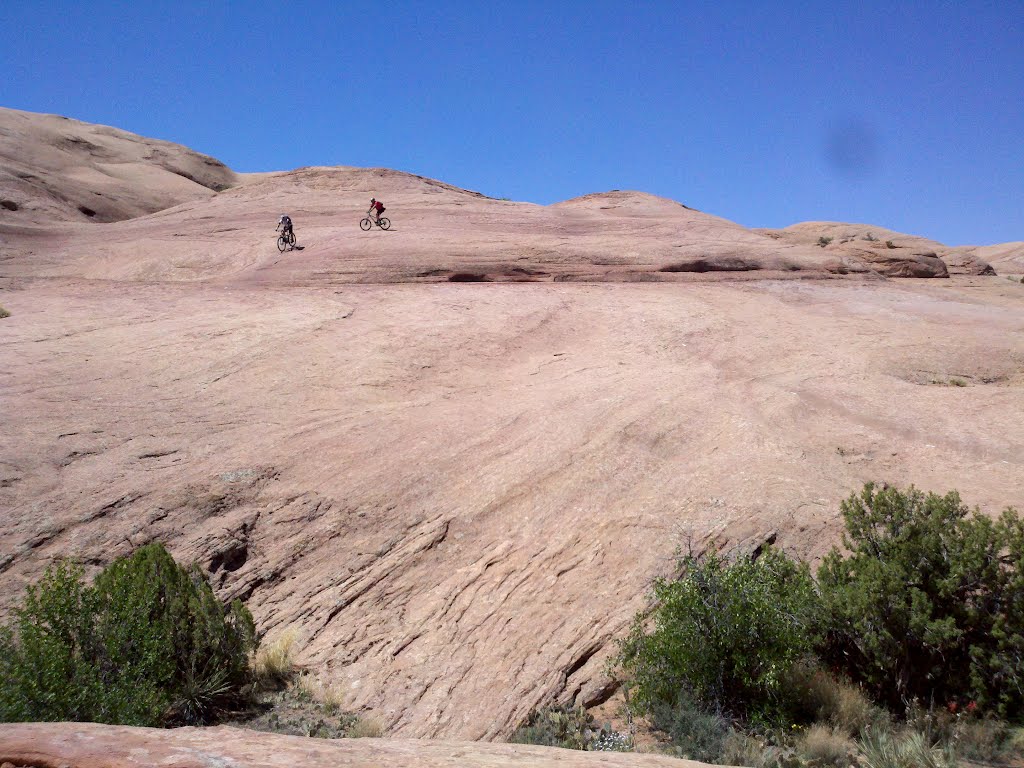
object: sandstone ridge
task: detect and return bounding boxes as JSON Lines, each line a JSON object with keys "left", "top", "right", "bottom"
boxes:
{"left": 0, "top": 107, "right": 237, "bottom": 226}
{"left": 2, "top": 110, "right": 1023, "bottom": 743}
{"left": 0, "top": 723, "right": 726, "bottom": 768}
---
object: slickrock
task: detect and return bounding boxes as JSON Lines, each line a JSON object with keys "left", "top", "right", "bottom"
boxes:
{"left": 953, "top": 241, "right": 1024, "bottom": 274}
{"left": 2, "top": 110, "right": 1023, "bottom": 741}
{"left": 0, "top": 723, "right": 725, "bottom": 768}
{"left": 757, "top": 221, "right": 998, "bottom": 276}
{"left": 0, "top": 107, "right": 236, "bottom": 226}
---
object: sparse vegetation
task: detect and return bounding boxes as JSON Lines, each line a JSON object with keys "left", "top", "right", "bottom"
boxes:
{"left": 610, "top": 482, "right": 1024, "bottom": 766}
{"left": 0, "top": 543, "right": 256, "bottom": 726}
{"left": 0, "top": 305, "right": 9, "bottom": 318}
{"left": 511, "top": 705, "right": 631, "bottom": 751}
{"left": 817, "top": 236, "right": 833, "bottom": 247}
{"left": 796, "top": 724, "right": 856, "bottom": 767}
{"left": 864, "top": 232, "right": 877, "bottom": 242}
{"left": 859, "top": 729, "right": 957, "bottom": 768}
{"left": 885, "top": 240, "right": 896, "bottom": 249}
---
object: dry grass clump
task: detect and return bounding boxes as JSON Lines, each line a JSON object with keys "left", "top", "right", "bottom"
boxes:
{"left": 252, "top": 628, "right": 299, "bottom": 687}
{"left": 784, "top": 662, "right": 882, "bottom": 737}
{"left": 0, "top": 305, "right": 9, "bottom": 319}
{"left": 347, "top": 716, "right": 384, "bottom": 738}
{"left": 797, "top": 724, "right": 855, "bottom": 767}
{"left": 293, "top": 672, "right": 346, "bottom": 715}
{"left": 719, "top": 730, "right": 765, "bottom": 766}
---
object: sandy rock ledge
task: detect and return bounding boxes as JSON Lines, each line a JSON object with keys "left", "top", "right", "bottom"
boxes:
{"left": 0, "top": 723, "right": 727, "bottom": 768}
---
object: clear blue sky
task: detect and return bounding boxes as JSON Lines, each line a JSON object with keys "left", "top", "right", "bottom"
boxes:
{"left": 4, "top": 1, "right": 1022, "bottom": 245}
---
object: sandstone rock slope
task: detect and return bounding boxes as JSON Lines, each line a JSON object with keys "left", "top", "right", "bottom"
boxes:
{"left": 757, "top": 220, "right": 1002, "bottom": 276}
{"left": 0, "top": 107, "right": 237, "bottom": 226}
{"left": 0, "top": 723, "right": 727, "bottom": 768}
{"left": 1, "top": 111, "right": 1023, "bottom": 741}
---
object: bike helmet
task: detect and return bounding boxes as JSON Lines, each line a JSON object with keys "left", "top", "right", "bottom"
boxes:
{"left": 370, "top": 198, "right": 376, "bottom": 203}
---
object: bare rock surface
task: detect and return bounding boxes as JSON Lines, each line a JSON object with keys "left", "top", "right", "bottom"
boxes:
{"left": 0, "top": 107, "right": 237, "bottom": 226}
{"left": 758, "top": 221, "right": 997, "bottom": 276}
{"left": 956, "top": 241, "right": 1024, "bottom": 274}
{"left": 2, "top": 277, "right": 1022, "bottom": 738}
{"left": 0, "top": 164, "right": 870, "bottom": 284}
{"left": 1, "top": 112, "right": 1024, "bottom": 741}
{"left": 0, "top": 723, "right": 723, "bottom": 768}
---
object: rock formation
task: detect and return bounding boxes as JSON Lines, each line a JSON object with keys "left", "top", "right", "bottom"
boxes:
{"left": 1, "top": 109, "right": 1022, "bottom": 740}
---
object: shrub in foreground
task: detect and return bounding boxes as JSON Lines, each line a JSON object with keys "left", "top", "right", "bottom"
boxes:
{"left": 819, "top": 483, "right": 1024, "bottom": 718}
{"left": 0, "top": 542, "right": 256, "bottom": 725}
{"left": 620, "top": 546, "right": 820, "bottom": 725}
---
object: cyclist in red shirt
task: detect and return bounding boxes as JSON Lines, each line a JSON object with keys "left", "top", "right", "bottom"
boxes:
{"left": 368, "top": 198, "right": 386, "bottom": 223}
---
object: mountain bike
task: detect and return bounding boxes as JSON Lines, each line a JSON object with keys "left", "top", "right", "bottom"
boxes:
{"left": 360, "top": 214, "right": 391, "bottom": 231}
{"left": 277, "top": 229, "right": 296, "bottom": 252}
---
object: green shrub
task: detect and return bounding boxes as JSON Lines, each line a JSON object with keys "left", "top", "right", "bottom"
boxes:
{"left": 620, "top": 547, "right": 821, "bottom": 724}
{"left": 818, "top": 483, "right": 1024, "bottom": 719}
{"left": 0, "top": 543, "right": 256, "bottom": 726}
{"left": 510, "top": 705, "right": 595, "bottom": 750}
{"left": 818, "top": 237, "right": 833, "bottom": 247}
{"left": 510, "top": 705, "right": 629, "bottom": 751}
{"left": 0, "top": 305, "right": 9, "bottom": 319}
{"left": 648, "top": 692, "right": 728, "bottom": 762}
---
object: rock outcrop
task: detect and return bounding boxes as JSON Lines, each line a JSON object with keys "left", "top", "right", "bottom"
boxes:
{"left": 0, "top": 723, "right": 725, "bottom": 768}
{"left": 0, "top": 107, "right": 237, "bottom": 225}
{"left": 756, "top": 221, "right": 1008, "bottom": 277}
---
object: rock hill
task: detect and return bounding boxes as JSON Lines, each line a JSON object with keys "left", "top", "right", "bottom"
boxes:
{"left": 0, "top": 107, "right": 236, "bottom": 225}
{"left": 1, "top": 109, "right": 1023, "bottom": 743}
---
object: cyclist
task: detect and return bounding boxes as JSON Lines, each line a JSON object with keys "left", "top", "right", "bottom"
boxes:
{"left": 276, "top": 214, "right": 295, "bottom": 242}
{"left": 368, "top": 198, "right": 386, "bottom": 224}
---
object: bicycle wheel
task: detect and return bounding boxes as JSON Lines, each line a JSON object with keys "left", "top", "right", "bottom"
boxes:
{"left": 287, "top": 231, "right": 296, "bottom": 247}
{"left": 359, "top": 218, "right": 372, "bottom": 231}
{"left": 378, "top": 217, "right": 391, "bottom": 231}
{"left": 277, "top": 236, "right": 287, "bottom": 252}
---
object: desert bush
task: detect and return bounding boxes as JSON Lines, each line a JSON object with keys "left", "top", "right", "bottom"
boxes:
{"left": 511, "top": 705, "right": 627, "bottom": 751}
{"left": 885, "top": 240, "right": 896, "bottom": 249}
{"left": 511, "top": 705, "right": 594, "bottom": 750}
{"left": 0, "top": 543, "right": 256, "bottom": 726}
{"left": 647, "top": 692, "right": 729, "bottom": 762}
{"left": 0, "top": 305, "right": 9, "bottom": 318}
{"left": 797, "top": 724, "right": 855, "bottom": 766}
{"left": 864, "top": 232, "right": 877, "bottom": 242}
{"left": 782, "top": 662, "right": 882, "bottom": 737}
{"left": 817, "top": 237, "right": 833, "bottom": 247}
{"left": 858, "top": 729, "right": 956, "bottom": 768}
{"left": 621, "top": 547, "right": 821, "bottom": 725}
{"left": 952, "top": 716, "right": 1015, "bottom": 763}
{"left": 818, "top": 483, "right": 1024, "bottom": 718}
{"left": 720, "top": 730, "right": 768, "bottom": 766}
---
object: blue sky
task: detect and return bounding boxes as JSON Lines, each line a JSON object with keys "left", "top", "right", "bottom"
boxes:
{"left": 3, "top": 1, "right": 1022, "bottom": 245}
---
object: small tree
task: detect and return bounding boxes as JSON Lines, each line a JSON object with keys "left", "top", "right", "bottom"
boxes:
{"left": 620, "top": 547, "right": 821, "bottom": 724}
{"left": 0, "top": 542, "right": 256, "bottom": 726}
{"left": 818, "top": 483, "right": 1024, "bottom": 718}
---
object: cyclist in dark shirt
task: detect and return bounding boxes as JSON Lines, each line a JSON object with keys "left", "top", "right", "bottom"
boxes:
{"left": 276, "top": 214, "right": 294, "bottom": 239}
